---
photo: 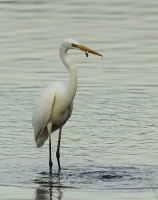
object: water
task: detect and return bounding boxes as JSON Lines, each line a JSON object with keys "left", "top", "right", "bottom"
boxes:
{"left": 0, "top": 0, "right": 158, "bottom": 199}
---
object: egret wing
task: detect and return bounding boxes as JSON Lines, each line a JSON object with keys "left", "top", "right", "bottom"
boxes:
{"left": 67, "top": 102, "right": 73, "bottom": 121}
{"left": 32, "top": 86, "right": 55, "bottom": 141}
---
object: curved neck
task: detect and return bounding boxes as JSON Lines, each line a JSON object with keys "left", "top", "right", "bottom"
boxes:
{"left": 59, "top": 47, "right": 77, "bottom": 108}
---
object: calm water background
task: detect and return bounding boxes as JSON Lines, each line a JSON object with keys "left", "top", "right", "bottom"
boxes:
{"left": 0, "top": 0, "right": 158, "bottom": 199}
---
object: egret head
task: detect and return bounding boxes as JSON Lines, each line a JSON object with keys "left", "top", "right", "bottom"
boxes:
{"left": 60, "top": 39, "right": 102, "bottom": 57}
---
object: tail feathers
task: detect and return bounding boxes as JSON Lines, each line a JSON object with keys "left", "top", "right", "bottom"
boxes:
{"left": 35, "top": 128, "right": 48, "bottom": 148}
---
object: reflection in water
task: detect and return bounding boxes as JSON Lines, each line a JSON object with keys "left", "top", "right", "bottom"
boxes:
{"left": 35, "top": 187, "right": 51, "bottom": 200}
{"left": 34, "top": 173, "right": 63, "bottom": 200}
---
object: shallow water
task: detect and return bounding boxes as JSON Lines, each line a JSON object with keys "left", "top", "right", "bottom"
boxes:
{"left": 0, "top": 0, "right": 158, "bottom": 199}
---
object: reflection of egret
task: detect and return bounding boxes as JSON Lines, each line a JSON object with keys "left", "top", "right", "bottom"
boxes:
{"left": 35, "top": 187, "right": 50, "bottom": 200}
{"left": 32, "top": 39, "right": 102, "bottom": 173}
{"left": 34, "top": 174, "right": 63, "bottom": 200}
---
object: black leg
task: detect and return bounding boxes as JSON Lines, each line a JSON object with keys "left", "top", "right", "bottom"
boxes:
{"left": 56, "top": 127, "right": 62, "bottom": 171}
{"left": 47, "top": 122, "right": 53, "bottom": 174}
{"left": 49, "top": 141, "right": 53, "bottom": 174}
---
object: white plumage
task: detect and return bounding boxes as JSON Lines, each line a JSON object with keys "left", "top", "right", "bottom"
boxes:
{"left": 32, "top": 82, "right": 73, "bottom": 148}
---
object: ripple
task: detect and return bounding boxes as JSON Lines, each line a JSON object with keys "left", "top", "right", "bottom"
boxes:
{"left": 29, "top": 165, "right": 158, "bottom": 191}
{"left": 0, "top": 0, "right": 158, "bottom": 199}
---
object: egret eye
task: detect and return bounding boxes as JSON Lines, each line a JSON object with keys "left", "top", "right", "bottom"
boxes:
{"left": 71, "top": 43, "right": 77, "bottom": 47}
{"left": 85, "top": 51, "right": 88, "bottom": 57}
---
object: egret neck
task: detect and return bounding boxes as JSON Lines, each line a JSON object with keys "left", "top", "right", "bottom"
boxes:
{"left": 59, "top": 47, "right": 77, "bottom": 110}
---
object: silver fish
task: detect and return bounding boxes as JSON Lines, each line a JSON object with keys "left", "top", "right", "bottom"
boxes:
{"left": 85, "top": 51, "right": 88, "bottom": 57}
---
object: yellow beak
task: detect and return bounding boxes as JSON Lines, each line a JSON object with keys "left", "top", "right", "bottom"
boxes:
{"left": 77, "top": 44, "right": 102, "bottom": 57}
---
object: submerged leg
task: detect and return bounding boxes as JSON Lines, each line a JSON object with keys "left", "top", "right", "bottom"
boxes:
{"left": 56, "top": 126, "right": 62, "bottom": 171}
{"left": 47, "top": 122, "right": 53, "bottom": 174}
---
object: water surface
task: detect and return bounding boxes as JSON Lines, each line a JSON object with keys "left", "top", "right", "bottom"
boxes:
{"left": 0, "top": 0, "right": 158, "bottom": 199}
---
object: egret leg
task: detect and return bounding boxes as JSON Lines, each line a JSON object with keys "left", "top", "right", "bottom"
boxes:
{"left": 47, "top": 122, "right": 53, "bottom": 174}
{"left": 56, "top": 127, "right": 62, "bottom": 171}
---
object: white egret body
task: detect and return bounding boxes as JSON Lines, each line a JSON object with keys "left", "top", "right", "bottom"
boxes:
{"left": 32, "top": 39, "right": 102, "bottom": 173}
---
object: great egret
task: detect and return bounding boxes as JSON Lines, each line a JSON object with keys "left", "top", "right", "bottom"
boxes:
{"left": 32, "top": 39, "right": 102, "bottom": 174}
